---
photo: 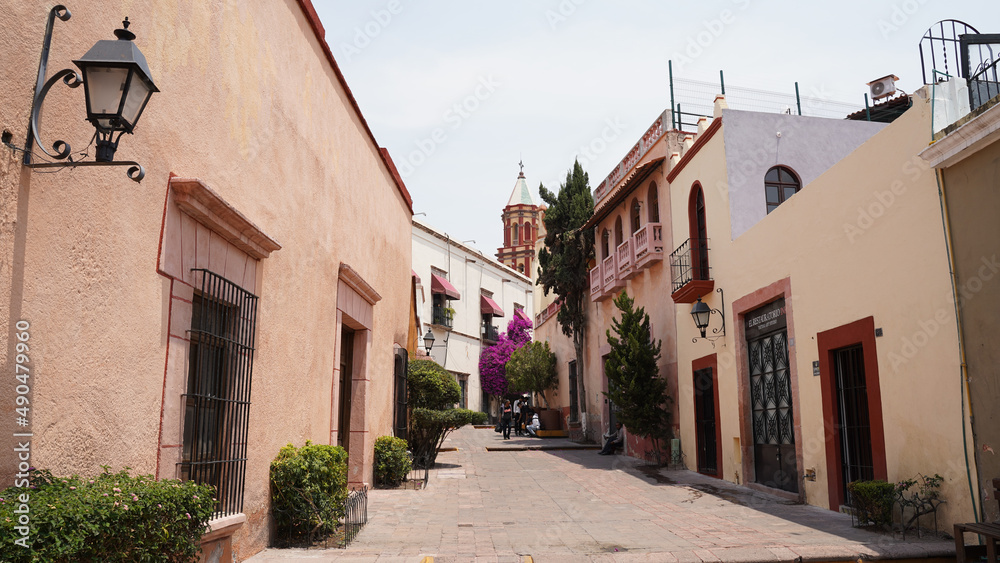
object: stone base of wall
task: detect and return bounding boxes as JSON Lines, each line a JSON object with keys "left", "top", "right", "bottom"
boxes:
{"left": 199, "top": 513, "right": 246, "bottom": 563}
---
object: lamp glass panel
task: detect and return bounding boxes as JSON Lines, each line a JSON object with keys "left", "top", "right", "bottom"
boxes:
{"left": 84, "top": 67, "right": 129, "bottom": 118}
{"left": 692, "top": 309, "right": 711, "bottom": 329}
{"left": 121, "top": 74, "right": 151, "bottom": 127}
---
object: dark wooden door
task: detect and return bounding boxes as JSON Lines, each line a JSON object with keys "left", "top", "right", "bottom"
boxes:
{"left": 694, "top": 367, "right": 718, "bottom": 475}
{"left": 835, "top": 344, "right": 874, "bottom": 505}
{"left": 338, "top": 328, "right": 354, "bottom": 451}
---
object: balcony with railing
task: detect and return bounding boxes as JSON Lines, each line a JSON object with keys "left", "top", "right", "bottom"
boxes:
{"left": 590, "top": 266, "right": 603, "bottom": 302}
{"left": 432, "top": 305, "right": 454, "bottom": 329}
{"left": 589, "top": 223, "right": 666, "bottom": 302}
{"left": 633, "top": 223, "right": 664, "bottom": 269}
{"left": 602, "top": 254, "right": 623, "bottom": 295}
{"left": 616, "top": 239, "right": 637, "bottom": 280}
{"left": 669, "top": 238, "right": 714, "bottom": 303}
{"left": 482, "top": 322, "right": 499, "bottom": 343}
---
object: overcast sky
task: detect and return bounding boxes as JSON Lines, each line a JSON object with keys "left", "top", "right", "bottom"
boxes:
{"left": 314, "top": 1, "right": 999, "bottom": 258}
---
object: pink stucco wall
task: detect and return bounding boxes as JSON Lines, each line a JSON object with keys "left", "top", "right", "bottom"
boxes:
{"left": 0, "top": 1, "right": 412, "bottom": 559}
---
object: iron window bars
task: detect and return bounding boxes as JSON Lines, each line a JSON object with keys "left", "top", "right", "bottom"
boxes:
{"left": 181, "top": 268, "right": 259, "bottom": 518}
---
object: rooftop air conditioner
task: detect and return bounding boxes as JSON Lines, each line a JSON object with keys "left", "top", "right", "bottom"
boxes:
{"left": 868, "top": 74, "right": 899, "bottom": 100}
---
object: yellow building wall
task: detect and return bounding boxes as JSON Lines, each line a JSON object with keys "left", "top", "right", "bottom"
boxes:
{"left": 668, "top": 91, "right": 976, "bottom": 528}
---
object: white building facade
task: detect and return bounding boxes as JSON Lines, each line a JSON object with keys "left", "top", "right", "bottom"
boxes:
{"left": 413, "top": 220, "right": 534, "bottom": 414}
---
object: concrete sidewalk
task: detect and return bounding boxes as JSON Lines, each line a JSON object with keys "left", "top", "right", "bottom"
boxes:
{"left": 247, "top": 426, "right": 954, "bottom": 562}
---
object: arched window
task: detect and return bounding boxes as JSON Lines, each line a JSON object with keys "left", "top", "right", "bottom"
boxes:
{"left": 523, "top": 222, "right": 532, "bottom": 243}
{"left": 601, "top": 229, "right": 610, "bottom": 259}
{"left": 688, "top": 184, "right": 709, "bottom": 280}
{"left": 512, "top": 223, "right": 519, "bottom": 245}
{"left": 630, "top": 198, "right": 641, "bottom": 234}
{"left": 765, "top": 166, "right": 800, "bottom": 214}
{"left": 518, "top": 263, "right": 525, "bottom": 273}
{"left": 614, "top": 216, "right": 623, "bottom": 248}
{"left": 648, "top": 182, "right": 660, "bottom": 223}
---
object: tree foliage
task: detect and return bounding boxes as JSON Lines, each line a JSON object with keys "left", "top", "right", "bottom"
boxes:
{"left": 537, "top": 160, "right": 595, "bottom": 419}
{"left": 407, "top": 359, "right": 487, "bottom": 468}
{"left": 507, "top": 341, "right": 558, "bottom": 408}
{"left": 478, "top": 315, "right": 533, "bottom": 397}
{"left": 604, "top": 291, "right": 672, "bottom": 462}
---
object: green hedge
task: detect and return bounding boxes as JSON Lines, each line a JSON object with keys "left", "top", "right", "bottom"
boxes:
{"left": 374, "top": 436, "right": 412, "bottom": 488}
{"left": 270, "top": 441, "right": 348, "bottom": 543}
{"left": 847, "top": 479, "right": 895, "bottom": 528}
{"left": 0, "top": 467, "right": 214, "bottom": 563}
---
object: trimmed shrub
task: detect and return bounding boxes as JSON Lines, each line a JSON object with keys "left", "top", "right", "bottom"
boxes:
{"left": 0, "top": 467, "right": 214, "bottom": 563}
{"left": 408, "top": 359, "right": 461, "bottom": 410}
{"left": 270, "top": 441, "right": 348, "bottom": 543}
{"left": 847, "top": 479, "right": 895, "bottom": 528}
{"left": 374, "top": 436, "right": 412, "bottom": 488}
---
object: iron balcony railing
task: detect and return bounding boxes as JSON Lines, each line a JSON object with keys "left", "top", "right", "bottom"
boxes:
{"left": 432, "top": 306, "right": 453, "bottom": 328}
{"left": 669, "top": 238, "right": 711, "bottom": 293}
{"left": 482, "top": 323, "right": 499, "bottom": 342}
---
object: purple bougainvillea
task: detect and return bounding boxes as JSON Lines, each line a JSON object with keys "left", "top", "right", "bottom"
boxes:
{"left": 479, "top": 315, "right": 533, "bottom": 397}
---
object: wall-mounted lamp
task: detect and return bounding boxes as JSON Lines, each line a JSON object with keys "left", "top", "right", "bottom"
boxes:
{"left": 423, "top": 329, "right": 435, "bottom": 355}
{"left": 691, "top": 288, "right": 726, "bottom": 346}
{"left": 7, "top": 6, "right": 158, "bottom": 183}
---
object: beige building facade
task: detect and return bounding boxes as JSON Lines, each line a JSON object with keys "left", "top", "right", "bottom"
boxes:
{"left": 1, "top": 1, "right": 412, "bottom": 559}
{"left": 537, "top": 88, "right": 982, "bottom": 530}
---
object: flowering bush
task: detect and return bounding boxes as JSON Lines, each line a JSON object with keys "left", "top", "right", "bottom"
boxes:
{"left": 479, "top": 315, "right": 533, "bottom": 397}
{"left": 0, "top": 467, "right": 214, "bottom": 562}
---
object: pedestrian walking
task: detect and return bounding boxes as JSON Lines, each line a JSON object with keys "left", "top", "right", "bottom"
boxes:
{"left": 512, "top": 398, "right": 522, "bottom": 436}
{"left": 501, "top": 399, "right": 513, "bottom": 440}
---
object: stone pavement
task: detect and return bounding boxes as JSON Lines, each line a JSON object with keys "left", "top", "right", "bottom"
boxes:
{"left": 247, "top": 426, "right": 954, "bottom": 562}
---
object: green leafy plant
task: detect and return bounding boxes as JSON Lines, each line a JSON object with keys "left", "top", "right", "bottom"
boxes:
{"left": 506, "top": 340, "right": 558, "bottom": 408}
{"left": 408, "top": 359, "right": 487, "bottom": 468}
{"left": 0, "top": 467, "right": 214, "bottom": 563}
{"left": 374, "top": 436, "right": 412, "bottom": 488}
{"left": 270, "top": 441, "right": 348, "bottom": 544}
{"left": 604, "top": 290, "right": 673, "bottom": 463}
{"left": 895, "top": 473, "right": 945, "bottom": 533}
{"left": 444, "top": 307, "right": 456, "bottom": 320}
{"left": 847, "top": 479, "right": 895, "bottom": 529}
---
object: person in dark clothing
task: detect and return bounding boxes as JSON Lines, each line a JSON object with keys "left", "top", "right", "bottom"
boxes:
{"left": 599, "top": 422, "right": 624, "bottom": 455}
{"left": 519, "top": 401, "right": 532, "bottom": 437}
{"left": 500, "top": 400, "right": 513, "bottom": 440}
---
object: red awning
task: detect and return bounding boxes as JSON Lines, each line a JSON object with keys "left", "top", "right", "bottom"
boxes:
{"left": 480, "top": 295, "right": 504, "bottom": 317}
{"left": 430, "top": 274, "right": 460, "bottom": 300}
{"left": 411, "top": 269, "right": 421, "bottom": 283}
{"left": 515, "top": 308, "right": 531, "bottom": 322}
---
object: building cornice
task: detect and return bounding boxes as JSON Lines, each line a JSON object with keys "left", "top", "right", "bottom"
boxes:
{"left": 666, "top": 117, "right": 722, "bottom": 183}
{"left": 920, "top": 101, "right": 1000, "bottom": 168}
{"left": 170, "top": 177, "right": 281, "bottom": 259}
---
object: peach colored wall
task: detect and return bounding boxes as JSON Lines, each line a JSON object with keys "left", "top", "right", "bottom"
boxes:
{"left": 0, "top": 1, "right": 411, "bottom": 559}
{"left": 668, "top": 91, "right": 976, "bottom": 529}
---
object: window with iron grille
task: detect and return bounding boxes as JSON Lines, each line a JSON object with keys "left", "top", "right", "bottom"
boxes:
{"left": 181, "top": 269, "right": 258, "bottom": 518}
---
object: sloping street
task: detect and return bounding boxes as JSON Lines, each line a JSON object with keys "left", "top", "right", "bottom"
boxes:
{"left": 249, "top": 426, "right": 954, "bottom": 562}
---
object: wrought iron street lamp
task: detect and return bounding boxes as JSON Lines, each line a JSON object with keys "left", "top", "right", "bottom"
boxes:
{"left": 423, "top": 329, "right": 436, "bottom": 355}
{"left": 8, "top": 5, "right": 158, "bottom": 182}
{"left": 690, "top": 288, "right": 726, "bottom": 346}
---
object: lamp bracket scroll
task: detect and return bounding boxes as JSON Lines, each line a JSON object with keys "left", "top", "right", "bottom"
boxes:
{"left": 10, "top": 5, "right": 154, "bottom": 183}
{"left": 691, "top": 287, "right": 726, "bottom": 348}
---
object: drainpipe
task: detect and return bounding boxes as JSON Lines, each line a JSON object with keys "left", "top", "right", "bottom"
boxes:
{"left": 934, "top": 167, "right": 981, "bottom": 522}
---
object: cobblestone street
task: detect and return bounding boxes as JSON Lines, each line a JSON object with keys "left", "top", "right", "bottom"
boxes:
{"left": 248, "top": 426, "right": 954, "bottom": 562}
